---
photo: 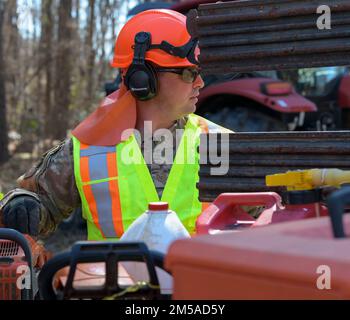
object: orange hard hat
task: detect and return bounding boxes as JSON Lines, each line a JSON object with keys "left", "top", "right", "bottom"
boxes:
{"left": 111, "top": 9, "right": 199, "bottom": 68}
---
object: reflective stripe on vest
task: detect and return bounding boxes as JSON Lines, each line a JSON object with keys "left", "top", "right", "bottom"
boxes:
{"left": 73, "top": 114, "right": 211, "bottom": 240}
{"left": 73, "top": 142, "right": 124, "bottom": 238}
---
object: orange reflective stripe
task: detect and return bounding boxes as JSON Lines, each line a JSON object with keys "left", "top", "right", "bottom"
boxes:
{"left": 201, "top": 201, "right": 211, "bottom": 212}
{"left": 80, "top": 156, "right": 90, "bottom": 184}
{"left": 199, "top": 119, "right": 210, "bottom": 213}
{"left": 198, "top": 117, "right": 209, "bottom": 134}
{"left": 107, "top": 152, "right": 124, "bottom": 237}
{"left": 80, "top": 156, "right": 105, "bottom": 237}
{"left": 80, "top": 142, "right": 89, "bottom": 150}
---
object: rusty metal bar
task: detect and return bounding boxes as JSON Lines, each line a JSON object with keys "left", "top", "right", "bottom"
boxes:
{"left": 187, "top": 0, "right": 350, "bottom": 74}
{"left": 198, "top": 131, "right": 350, "bottom": 202}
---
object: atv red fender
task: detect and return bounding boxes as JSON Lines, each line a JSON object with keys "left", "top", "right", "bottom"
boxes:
{"left": 198, "top": 78, "right": 317, "bottom": 113}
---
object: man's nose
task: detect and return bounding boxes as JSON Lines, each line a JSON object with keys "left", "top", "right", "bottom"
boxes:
{"left": 194, "top": 74, "right": 205, "bottom": 90}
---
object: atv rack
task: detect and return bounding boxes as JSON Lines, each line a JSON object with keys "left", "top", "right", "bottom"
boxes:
{"left": 38, "top": 241, "right": 167, "bottom": 300}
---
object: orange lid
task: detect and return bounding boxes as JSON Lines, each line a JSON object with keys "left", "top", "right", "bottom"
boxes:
{"left": 148, "top": 202, "right": 169, "bottom": 211}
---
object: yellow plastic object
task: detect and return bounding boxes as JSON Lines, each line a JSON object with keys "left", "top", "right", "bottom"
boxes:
{"left": 0, "top": 193, "right": 3, "bottom": 200}
{"left": 266, "top": 169, "right": 350, "bottom": 191}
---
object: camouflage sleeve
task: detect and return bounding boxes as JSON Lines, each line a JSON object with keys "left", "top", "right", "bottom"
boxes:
{"left": 0, "top": 138, "right": 81, "bottom": 237}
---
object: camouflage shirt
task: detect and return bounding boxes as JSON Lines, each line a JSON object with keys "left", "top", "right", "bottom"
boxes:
{"left": 141, "top": 117, "right": 187, "bottom": 198}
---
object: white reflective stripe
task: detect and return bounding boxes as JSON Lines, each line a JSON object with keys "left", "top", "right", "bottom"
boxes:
{"left": 207, "top": 121, "right": 233, "bottom": 133}
{"left": 88, "top": 153, "right": 110, "bottom": 181}
{"left": 90, "top": 181, "right": 118, "bottom": 238}
{"left": 81, "top": 145, "right": 119, "bottom": 238}
{"left": 80, "top": 146, "right": 116, "bottom": 157}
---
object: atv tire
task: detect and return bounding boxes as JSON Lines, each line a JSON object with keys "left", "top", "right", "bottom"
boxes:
{"left": 203, "top": 106, "right": 287, "bottom": 132}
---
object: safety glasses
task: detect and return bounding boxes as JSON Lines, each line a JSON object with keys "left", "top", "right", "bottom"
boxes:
{"left": 156, "top": 67, "right": 201, "bottom": 84}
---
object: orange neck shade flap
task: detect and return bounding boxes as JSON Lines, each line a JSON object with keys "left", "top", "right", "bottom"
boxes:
{"left": 71, "top": 85, "right": 136, "bottom": 146}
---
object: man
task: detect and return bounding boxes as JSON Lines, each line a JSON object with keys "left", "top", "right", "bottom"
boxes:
{"left": 0, "top": 9, "right": 230, "bottom": 240}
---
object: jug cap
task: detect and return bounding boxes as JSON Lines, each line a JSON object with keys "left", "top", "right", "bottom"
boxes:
{"left": 148, "top": 202, "right": 169, "bottom": 211}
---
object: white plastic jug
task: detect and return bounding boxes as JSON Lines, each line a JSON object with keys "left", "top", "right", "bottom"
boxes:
{"left": 120, "top": 202, "right": 190, "bottom": 294}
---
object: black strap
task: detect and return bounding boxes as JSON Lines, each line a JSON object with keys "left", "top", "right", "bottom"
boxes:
{"left": 150, "top": 38, "right": 199, "bottom": 65}
{"left": 131, "top": 32, "right": 199, "bottom": 67}
{"left": 132, "top": 32, "right": 152, "bottom": 66}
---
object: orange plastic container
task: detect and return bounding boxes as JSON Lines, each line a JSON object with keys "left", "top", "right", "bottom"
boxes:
{"left": 166, "top": 188, "right": 350, "bottom": 299}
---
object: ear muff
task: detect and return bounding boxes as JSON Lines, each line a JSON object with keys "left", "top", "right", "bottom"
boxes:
{"left": 125, "top": 61, "right": 158, "bottom": 101}
{"left": 124, "top": 32, "right": 158, "bottom": 101}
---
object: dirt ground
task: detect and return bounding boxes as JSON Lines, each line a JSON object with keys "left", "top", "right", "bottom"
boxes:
{"left": 0, "top": 152, "right": 87, "bottom": 255}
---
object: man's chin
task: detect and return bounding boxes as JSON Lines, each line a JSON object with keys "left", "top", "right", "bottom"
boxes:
{"left": 188, "top": 102, "right": 197, "bottom": 113}
{"left": 178, "top": 103, "right": 197, "bottom": 118}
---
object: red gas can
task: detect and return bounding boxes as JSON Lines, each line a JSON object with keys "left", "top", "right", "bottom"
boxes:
{"left": 196, "top": 191, "right": 329, "bottom": 235}
{"left": 196, "top": 192, "right": 283, "bottom": 235}
{"left": 268, "top": 203, "right": 328, "bottom": 224}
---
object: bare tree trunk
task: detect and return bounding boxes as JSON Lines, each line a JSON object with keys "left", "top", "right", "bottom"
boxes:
{"left": 0, "top": 1, "right": 9, "bottom": 164}
{"left": 111, "top": 0, "right": 118, "bottom": 43}
{"left": 98, "top": 0, "right": 108, "bottom": 85}
{"left": 40, "top": 0, "right": 54, "bottom": 137}
{"left": 52, "top": 0, "right": 73, "bottom": 140}
{"left": 85, "top": 0, "right": 96, "bottom": 107}
{"left": 74, "top": 0, "right": 80, "bottom": 22}
{"left": 4, "top": 0, "right": 19, "bottom": 135}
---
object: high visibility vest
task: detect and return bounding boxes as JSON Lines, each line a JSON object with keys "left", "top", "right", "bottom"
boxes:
{"left": 72, "top": 113, "right": 225, "bottom": 240}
